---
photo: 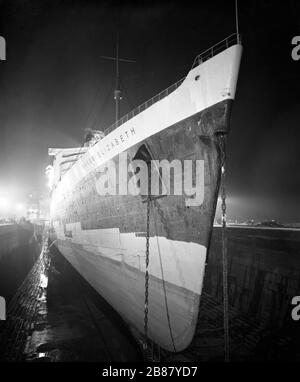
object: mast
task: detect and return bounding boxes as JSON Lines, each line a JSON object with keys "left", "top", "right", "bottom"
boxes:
{"left": 101, "top": 36, "right": 135, "bottom": 125}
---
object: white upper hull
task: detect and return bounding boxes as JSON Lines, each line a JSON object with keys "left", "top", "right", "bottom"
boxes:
{"left": 51, "top": 44, "right": 242, "bottom": 207}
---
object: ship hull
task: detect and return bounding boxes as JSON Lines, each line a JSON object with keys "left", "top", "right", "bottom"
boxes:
{"left": 50, "top": 43, "right": 242, "bottom": 352}
{"left": 51, "top": 98, "right": 233, "bottom": 352}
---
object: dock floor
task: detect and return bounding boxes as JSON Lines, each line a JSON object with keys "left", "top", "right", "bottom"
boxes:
{"left": 0, "top": 244, "right": 142, "bottom": 362}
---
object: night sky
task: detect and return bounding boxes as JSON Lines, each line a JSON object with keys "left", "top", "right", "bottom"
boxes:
{"left": 0, "top": 0, "right": 299, "bottom": 222}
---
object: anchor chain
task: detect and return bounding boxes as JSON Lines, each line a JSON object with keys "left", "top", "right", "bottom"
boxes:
{"left": 219, "top": 133, "right": 230, "bottom": 362}
{"left": 143, "top": 163, "right": 151, "bottom": 360}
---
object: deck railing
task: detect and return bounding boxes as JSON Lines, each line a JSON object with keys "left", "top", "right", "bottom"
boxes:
{"left": 104, "top": 76, "right": 185, "bottom": 135}
{"left": 104, "top": 33, "right": 241, "bottom": 136}
{"left": 191, "top": 33, "right": 241, "bottom": 68}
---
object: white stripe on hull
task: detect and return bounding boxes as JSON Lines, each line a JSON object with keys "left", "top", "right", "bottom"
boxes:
{"left": 54, "top": 223, "right": 207, "bottom": 351}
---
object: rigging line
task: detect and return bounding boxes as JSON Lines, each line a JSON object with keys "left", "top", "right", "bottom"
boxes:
{"left": 91, "top": 81, "right": 115, "bottom": 131}
{"left": 64, "top": 145, "right": 85, "bottom": 173}
{"left": 120, "top": 77, "right": 134, "bottom": 112}
{"left": 235, "top": 0, "right": 240, "bottom": 39}
{"left": 89, "top": 86, "right": 111, "bottom": 131}
{"left": 151, "top": 203, "right": 177, "bottom": 353}
{"left": 62, "top": 85, "right": 102, "bottom": 172}
{"left": 82, "top": 82, "right": 105, "bottom": 130}
{"left": 64, "top": 134, "right": 92, "bottom": 173}
{"left": 84, "top": 75, "right": 114, "bottom": 133}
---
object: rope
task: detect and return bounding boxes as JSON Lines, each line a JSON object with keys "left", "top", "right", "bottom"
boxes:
{"left": 143, "top": 165, "right": 177, "bottom": 357}
{"left": 153, "top": 215, "right": 177, "bottom": 353}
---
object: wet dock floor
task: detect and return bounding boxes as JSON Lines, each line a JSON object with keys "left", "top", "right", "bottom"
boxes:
{"left": 25, "top": 247, "right": 142, "bottom": 362}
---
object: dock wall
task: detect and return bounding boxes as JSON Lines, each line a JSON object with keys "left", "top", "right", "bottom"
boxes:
{"left": 0, "top": 224, "right": 41, "bottom": 303}
{"left": 204, "top": 227, "right": 300, "bottom": 330}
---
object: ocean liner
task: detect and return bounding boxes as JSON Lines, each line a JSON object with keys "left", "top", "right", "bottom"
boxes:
{"left": 48, "top": 33, "right": 242, "bottom": 352}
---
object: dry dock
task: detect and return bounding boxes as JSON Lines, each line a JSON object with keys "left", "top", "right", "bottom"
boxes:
{"left": 0, "top": 226, "right": 299, "bottom": 361}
